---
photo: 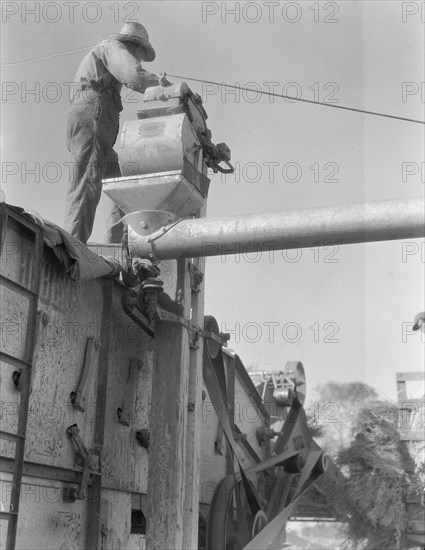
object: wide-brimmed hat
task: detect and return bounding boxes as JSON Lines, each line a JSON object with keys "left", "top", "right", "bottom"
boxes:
{"left": 109, "top": 22, "right": 156, "bottom": 61}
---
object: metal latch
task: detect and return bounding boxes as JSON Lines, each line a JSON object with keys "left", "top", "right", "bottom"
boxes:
{"left": 63, "top": 424, "right": 99, "bottom": 502}
{"left": 200, "top": 133, "right": 234, "bottom": 174}
{"left": 188, "top": 262, "right": 204, "bottom": 292}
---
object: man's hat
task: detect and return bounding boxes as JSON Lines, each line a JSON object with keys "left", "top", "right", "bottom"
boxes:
{"left": 110, "top": 22, "right": 156, "bottom": 62}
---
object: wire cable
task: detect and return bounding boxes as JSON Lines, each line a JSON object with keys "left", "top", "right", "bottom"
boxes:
{"left": 2, "top": 49, "right": 423, "bottom": 125}
{"left": 167, "top": 74, "right": 425, "bottom": 125}
{"left": 0, "top": 46, "right": 93, "bottom": 67}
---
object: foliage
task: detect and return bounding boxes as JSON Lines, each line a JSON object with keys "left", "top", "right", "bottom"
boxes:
{"left": 308, "top": 383, "right": 424, "bottom": 549}
{"left": 318, "top": 381, "right": 378, "bottom": 404}
{"left": 336, "top": 401, "right": 423, "bottom": 550}
{"left": 310, "top": 381, "right": 378, "bottom": 459}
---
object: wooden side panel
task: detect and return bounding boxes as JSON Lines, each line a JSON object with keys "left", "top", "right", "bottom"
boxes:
{"left": 0, "top": 361, "right": 22, "bottom": 457}
{"left": 98, "top": 488, "right": 132, "bottom": 549}
{"left": 0, "top": 216, "right": 37, "bottom": 287}
{"left": 1, "top": 219, "right": 35, "bottom": 457}
{"left": 24, "top": 256, "right": 103, "bottom": 469}
{"left": 101, "top": 286, "right": 153, "bottom": 494}
{"left": 0, "top": 473, "right": 13, "bottom": 549}
{"left": 0, "top": 476, "right": 89, "bottom": 550}
{"left": 98, "top": 488, "right": 147, "bottom": 549}
{"left": 0, "top": 287, "right": 30, "bottom": 362}
{"left": 1, "top": 209, "right": 155, "bottom": 549}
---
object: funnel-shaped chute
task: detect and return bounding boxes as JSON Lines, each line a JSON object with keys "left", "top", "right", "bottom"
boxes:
{"left": 103, "top": 169, "right": 208, "bottom": 219}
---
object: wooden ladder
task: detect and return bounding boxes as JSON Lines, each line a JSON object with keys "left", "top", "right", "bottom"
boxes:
{"left": 0, "top": 204, "right": 45, "bottom": 549}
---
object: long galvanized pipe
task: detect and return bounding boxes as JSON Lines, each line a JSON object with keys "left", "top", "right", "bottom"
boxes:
{"left": 128, "top": 197, "right": 425, "bottom": 260}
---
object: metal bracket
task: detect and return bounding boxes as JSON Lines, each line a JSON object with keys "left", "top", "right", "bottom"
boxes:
{"left": 70, "top": 337, "right": 101, "bottom": 412}
{"left": 156, "top": 305, "right": 187, "bottom": 326}
{"left": 63, "top": 424, "right": 99, "bottom": 502}
{"left": 188, "top": 262, "right": 204, "bottom": 292}
{"left": 121, "top": 291, "right": 154, "bottom": 337}
{"left": 156, "top": 306, "right": 201, "bottom": 332}
{"left": 199, "top": 134, "right": 235, "bottom": 174}
{"left": 256, "top": 427, "right": 279, "bottom": 447}
{"left": 155, "top": 306, "right": 204, "bottom": 352}
{"left": 189, "top": 329, "right": 201, "bottom": 350}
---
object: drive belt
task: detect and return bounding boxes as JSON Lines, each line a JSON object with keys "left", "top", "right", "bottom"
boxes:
{"left": 203, "top": 346, "right": 262, "bottom": 518}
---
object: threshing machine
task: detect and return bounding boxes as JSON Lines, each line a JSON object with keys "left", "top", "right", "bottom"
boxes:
{"left": 1, "top": 81, "right": 424, "bottom": 550}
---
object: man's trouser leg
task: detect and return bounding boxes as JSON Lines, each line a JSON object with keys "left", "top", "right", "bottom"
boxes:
{"left": 65, "top": 91, "right": 119, "bottom": 243}
{"left": 104, "top": 149, "right": 125, "bottom": 244}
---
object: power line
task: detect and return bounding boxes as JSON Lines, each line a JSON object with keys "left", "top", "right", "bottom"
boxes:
{"left": 0, "top": 46, "right": 93, "bottom": 67}
{"left": 2, "top": 49, "right": 422, "bottom": 126}
{"left": 167, "top": 74, "right": 425, "bottom": 126}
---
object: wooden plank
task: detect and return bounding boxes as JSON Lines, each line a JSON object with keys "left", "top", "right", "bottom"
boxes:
{"left": 396, "top": 372, "right": 425, "bottom": 381}
{"left": 400, "top": 430, "right": 425, "bottom": 441}
{"left": 13, "top": 477, "right": 89, "bottom": 549}
{"left": 146, "top": 310, "right": 190, "bottom": 549}
{"left": 0, "top": 455, "right": 82, "bottom": 483}
{"left": 24, "top": 277, "right": 103, "bottom": 470}
{"left": 85, "top": 279, "right": 113, "bottom": 550}
{"left": 5, "top": 218, "right": 44, "bottom": 550}
{"left": 182, "top": 257, "right": 204, "bottom": 550}
{"left": 100, "top": 284, "right": 153, "bottom": 494}
{"left": 145, "top": 256, "right": 198, "bottom": 550}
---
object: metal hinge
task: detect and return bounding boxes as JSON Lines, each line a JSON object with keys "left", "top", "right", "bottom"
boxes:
{"left": 63, "top": 424, "right": 100, "bottom": 503}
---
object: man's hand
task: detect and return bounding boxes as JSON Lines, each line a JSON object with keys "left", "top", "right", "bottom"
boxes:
{"left": 159, "top": 73, "right": 173, "bottom": 87}
{"left": 132, "top": 258, "right": 161, "bottom": 281}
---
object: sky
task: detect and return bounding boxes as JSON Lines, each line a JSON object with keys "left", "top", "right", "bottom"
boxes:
{"left": 1, "top": 0, "right": 424, "bottom": 405}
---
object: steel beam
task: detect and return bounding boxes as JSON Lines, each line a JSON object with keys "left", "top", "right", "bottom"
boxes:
{"left": 128, "top": 197, "right": 424, "bottom": 260}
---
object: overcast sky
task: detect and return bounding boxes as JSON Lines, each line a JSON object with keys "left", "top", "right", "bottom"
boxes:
{"left": 1, "top": 1, "right": 424, "bottom": 404}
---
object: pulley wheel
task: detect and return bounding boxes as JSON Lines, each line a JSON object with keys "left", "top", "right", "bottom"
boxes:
{"left": 207, "top": 475, "right": 267, "bottom": 550}
{"left": 251, "top": 511, "right": 268, "bottom": 537}
{"left": 284, "top": 361, "right": 306, "bottom": 405}
{"left": 204, "top": 315, "right": 221, "bottom": 359}
{"left": 273, "top": 386, "right": 293, "bottom": 407}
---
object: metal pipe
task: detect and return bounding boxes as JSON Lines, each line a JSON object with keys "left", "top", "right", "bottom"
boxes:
{"left": 127, "top": 197, "right": 425, "bottom": 260}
